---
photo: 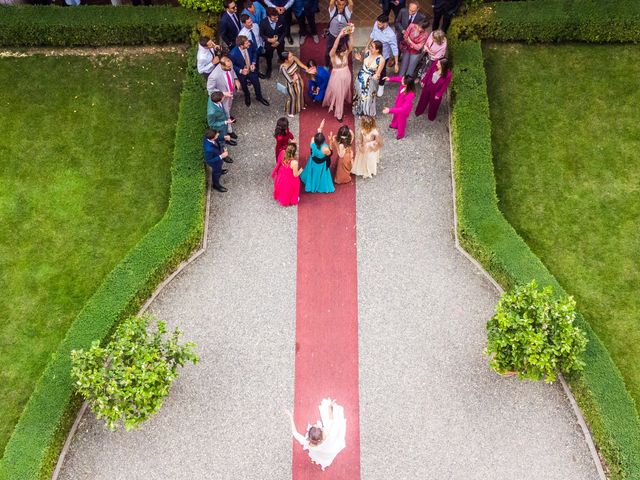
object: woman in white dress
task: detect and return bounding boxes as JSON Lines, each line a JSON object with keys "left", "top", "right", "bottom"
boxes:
{"left": 287, "top": 398, "right": 347, "bottom": 471}
{"left": 351, "top": 115, "right": 382, "bottom": 178}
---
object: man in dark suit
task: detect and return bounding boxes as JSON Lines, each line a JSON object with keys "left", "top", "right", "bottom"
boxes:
{"left": 229, "top": 35, "right": 270, "bottom": 107}
{"left": 203, "top": 129, "right": 229, "bottom": 193}
{"left": 260, "top": 7, "right": 285, "bottom": 78}
{"left": 219, "top": 0, "right": 242, "bottom": 50}
{"left": 380, "top": 0, "right": 405, "bottom": 21}
{"left": 264, "top": 0, "right": 294, "bottom": 44}
{"left": 394, "top": 0, "right": 426, "bottom": 43}
{"left": 432, "top": 0, "right": 462, "bottom": 33}
{"left": 298, "top": 0, "right": 320, "bottom": 45}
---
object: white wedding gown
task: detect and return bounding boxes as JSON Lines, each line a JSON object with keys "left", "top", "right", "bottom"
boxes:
{"left": 292, "top": 399, "right": 347, "bottom": 471}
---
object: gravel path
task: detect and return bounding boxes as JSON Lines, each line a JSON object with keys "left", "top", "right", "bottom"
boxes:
{"left": 357, "top": 84, "right": 600, "bottom": 479}
{"left": 58, "top": 72, "right": 600, "bottom": 479}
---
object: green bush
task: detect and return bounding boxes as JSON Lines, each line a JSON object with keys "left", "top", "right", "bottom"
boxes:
{"left": 0, "top": 6, "right": 203, "bottom": 47}
{"left": 0, "top": 56, "right": 206, "bottom": 480}
{"left": 71, "top": 315, "right": 198, "bottom": 431}
{"left": 178, "top": 0, "right": 224, "bottom": 14}
{"left": 449, "top": 38, "right": 640, "bottom": 480}
{"left": 486, "top": 281, "right": 587, "bottom": 382}
{"left": 451, "top": 0, "right": 640, "bottom": 43}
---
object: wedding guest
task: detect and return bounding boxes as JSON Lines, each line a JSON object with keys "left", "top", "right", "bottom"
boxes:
{"left": 264, "top": 0, "right": 294, "bottom": 44}
{"left": 380, "top": 0, "right": 404, "bottom": 21}
{"left": 415, "top": 58, "right": 452, "bottom": 120}
{"left": 274, "top": 116, "right": 295, "bottom": 163}
{"left": 325, "top": 0, "right": 353, "bottom": 66}
{"left": 369, "top": 15, "right": 399, "bottom": 97}
{"left": 207, "top": 57, "right": 241, "bottom": 139}
{"left": 219, "top": 0, "right": 242, "bottom": 50}
{"left": 351, "top": 116, "right": 382, "bottom": 178}
{"left": 353, "top": 40, "right": 385, "bottom": 117}
{"left": 273, "top": 142, "right": 303, "bottom": 206}
{"left": 260, "top": 8, "right": 286, "bottom": 78}
{"left": 229, "top": 35, "right": 270, "bottom": 106}
{"left": 394, "top": 0, "right": 426, "bottom": 45}
{"left": 307, "top": 60, "right": 330, "bottom": 103}
{"left": 207, "top": 91, "right": 237, "bottom": 159}
{"left": 242, "top": 0, "right": 266, "bottom": 25}
{"left": 323, "top": 28, "right": 353, "bottom": 122}
{"left": 239, "top": 13, "right": 267, "bottom": 78}
{"left": 399, "top": 21, "right": 429, "bottom": 77}
{"left": 432, "top": 0, "right": 461, "bottom": 33}
{"left": 280, "top": 51, "right": 316, "bottom": 117}
{"left": 424, "top": 29, "right": 448, "bottom": 67}
{"left": 329, "top": 126, "right": 354, "bottom": 184}
{"left": 203, "top": 129, "right": 229, "bottom": 193}
{"left": 298, "top": 0, "right": 320, "bottom": 45}
{"left": 381, "top": 75, "right": 416, "bottom": 140}
{"left": 300, "top": 120, "right": 335, "bottom": 193}
{"left": 197, "top": 36, "right": 221, "bottom": 79}
{"left": 287, "top": 399, "right": 347, "bottom": 471}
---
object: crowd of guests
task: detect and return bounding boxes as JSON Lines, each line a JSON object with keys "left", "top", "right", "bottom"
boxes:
{"left": 200, "top": 0, "right": 456, "bottom": 196}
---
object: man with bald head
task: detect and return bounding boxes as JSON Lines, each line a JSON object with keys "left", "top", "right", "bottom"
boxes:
{"left": 207, "top": 56, "right": 242, "bottom": 138}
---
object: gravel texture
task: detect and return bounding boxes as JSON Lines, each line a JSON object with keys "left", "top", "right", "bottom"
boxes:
{"left": 356, "top": 81, "right": 601, "bottom": 479}
{"left": 58, "top": 76, "right": 298, "bottom": 480}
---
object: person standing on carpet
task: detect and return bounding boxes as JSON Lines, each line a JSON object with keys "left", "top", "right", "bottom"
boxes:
{"left": 297, "top": 0, "right": 320, "bottom": 45}
{"left": 381, "top": 74, "right": 416, "bottom": 140}
{"left": 273, "top": 142, "right": 303, "bottom": 206}
{"left": 353, "top": 40, "right": 385, "bottom": 117}
{"left": 329, "top": 125, "right": 354, "bottom": 184}
{"left": 300, "top": 120, "right": 335, "bottom": 193}
{"left": 325, "top": 0, "right": 353, "bottom": 66}
{"left": 287, "top": 398, "right": 347, "bottom": 471}
{"left": 280, "top": 51, "right": 316, "bottom": 117}
{"left": 307, "top": 60, "right": 330, "bottom": 103}
{"left": 274, "top": 116, "right": 295, "bottom": 164}
{"left": 351, "top": 116, "right": 382, "bottom": 178}
{"left": 323, "top": 27, "right": 353, "bottom": 123}
{"left": 415, "top": 58, "right": 452, "bottom": 121}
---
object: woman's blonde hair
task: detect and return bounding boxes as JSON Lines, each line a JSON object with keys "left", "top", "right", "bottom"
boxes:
{"left": 432, "top": 29, "right": 445, "bottom": 44}
{"left": 360, "top": 115, "right": 377, "bottom": 133}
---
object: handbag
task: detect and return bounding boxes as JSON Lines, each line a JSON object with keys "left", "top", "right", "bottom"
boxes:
{"left": 276, "top": 82, "right": 288, "bottom": 94}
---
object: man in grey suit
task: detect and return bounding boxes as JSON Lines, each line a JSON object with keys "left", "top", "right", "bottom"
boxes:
{"left": 207, "top": 57, "right": 242, "bottom": 139}
{"left": 394, "top": 0, "right": 426, "bottom": 44}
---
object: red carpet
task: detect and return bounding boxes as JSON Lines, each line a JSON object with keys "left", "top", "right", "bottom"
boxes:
{"left": 293, "top": 33, "right": 361, "bottom": 479}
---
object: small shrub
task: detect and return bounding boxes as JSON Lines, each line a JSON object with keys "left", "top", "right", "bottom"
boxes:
{"left": 71, "top": 314, "right": 198, "bottom": 431}
{"left": 178, "top": 0, "right": 224, "bottom": 14}
{"left": 486, "top": 281, "right": 587, "bottom": 383}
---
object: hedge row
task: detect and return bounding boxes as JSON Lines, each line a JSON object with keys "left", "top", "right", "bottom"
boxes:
{"left": 449, "top": 39, "right": 640, "bottom": 480}
{"left": 451, "top": 0, "right": 640, "bottom": 43}
{"left": 0, "top": 55, "right": 206, "bottom": 480}
{"left": 0, "top": 6, "right": 203, "bottom": 46}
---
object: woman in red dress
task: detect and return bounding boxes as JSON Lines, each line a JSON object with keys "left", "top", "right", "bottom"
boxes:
{"left": 274, "top": 116, "right": 295, "bottom": 164}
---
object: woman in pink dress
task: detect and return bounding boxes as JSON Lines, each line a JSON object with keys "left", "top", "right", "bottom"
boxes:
{"left": 415, "top": 58, "right": 452, "bottom": 121}
{"left": 322, "top": 28, "right": 353, "bottom": 123}
{"left": 273, "top": 142, "right": 304, "bottom": 206}
{"left": 382, "top": 75, "right": 416, "bottom": 140}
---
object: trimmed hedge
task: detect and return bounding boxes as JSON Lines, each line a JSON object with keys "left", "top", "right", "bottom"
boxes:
{"left": 449, "top": 38, "right": 640, "bottom": 480}
{"left": 0, "top": 55, "right": 206, "bottom": 480}
{"left": 0, "top": 6, "right": 203, "bottom": 47}
{"left": 451, "top": 0, "right": 640, "bottom": 43}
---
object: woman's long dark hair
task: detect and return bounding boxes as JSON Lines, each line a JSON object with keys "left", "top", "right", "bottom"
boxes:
{"left": 314, "top": 132, "right": 325, "bottom": 147}
{"left": 335, "top": 126, "right": 352, "bottom": 147}
{"left": 439, "top": 58, "right": 450, "bottom": 78}
{"left": 371, "top": 40, "right": 383, "bottom": 55}
{"left": 403, "top": 75, "right": 417, "bottom": 94}
{"left": 274, "top": 117, "right": 289, "bottom": 138}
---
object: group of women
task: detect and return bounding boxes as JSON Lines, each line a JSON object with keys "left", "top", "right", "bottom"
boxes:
{"left": 272, "top": 23, "right": 452, "bottom": 207}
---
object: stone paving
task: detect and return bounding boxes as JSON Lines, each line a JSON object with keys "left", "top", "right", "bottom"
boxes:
{"left": 58, "top": 73, "right": 600, "bottom": 479}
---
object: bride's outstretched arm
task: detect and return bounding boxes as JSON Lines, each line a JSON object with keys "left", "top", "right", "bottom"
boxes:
{"left": 287, "top": 410, "right": 307, "bottom": 445}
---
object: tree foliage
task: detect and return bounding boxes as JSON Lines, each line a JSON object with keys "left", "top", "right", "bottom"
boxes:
{"left": 71, "top": 315, "right": 199, "bottom": 431}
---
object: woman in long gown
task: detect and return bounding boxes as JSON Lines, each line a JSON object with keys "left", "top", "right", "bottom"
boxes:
{"left": 273, "top": 142, "right": 303, "bottom": 206}
{"left": 287, "top": 398, "right": 347, "bottom": 471}
{"left": 353, "top": 40, "right": 385, "bottom": 117}
{"left": 300, "top": 119, "right": 335, "bottom": 193}
{"left": 351, "top": 115, "right": 382, "bottom": 178}
{"left": 322, "top": 28, "right": 353, "bottom": 123}
{"left": 329, "top": 125, "right": 354, "bottom": 184}
{"left": 274, "top": 116, "right": 295, "bottom": 165}
{"left": 280, "top": 51, "right": 316, "bottom": 117}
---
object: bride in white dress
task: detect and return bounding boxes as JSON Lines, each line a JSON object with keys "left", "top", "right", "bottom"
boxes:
{"left": 287, "top": 398, "right": 347, "bottom": 471}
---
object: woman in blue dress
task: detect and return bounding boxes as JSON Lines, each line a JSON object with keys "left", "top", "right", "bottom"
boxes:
{"left": 300, "top": 119, "right": 335, "bottom": 193}
{"left": 307, "top": 60, "right": 330, "bottom": 103}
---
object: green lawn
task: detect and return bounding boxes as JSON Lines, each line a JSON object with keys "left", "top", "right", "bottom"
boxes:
{"left": 0, "top": 52, "right": 185, "bottom": 452}
{"left": 484, "top": 42, "right": 640, "bottom": 405}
